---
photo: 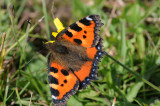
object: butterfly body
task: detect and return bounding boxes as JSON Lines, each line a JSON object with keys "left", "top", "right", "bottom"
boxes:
{"left": 47, "top": 15, "right": 105, "bottom": 105}
{"left": 47, "top": 39, "right": 91, "bottom": 71}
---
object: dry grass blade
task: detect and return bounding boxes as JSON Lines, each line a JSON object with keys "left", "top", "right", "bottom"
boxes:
{"left": 145, "top": 31, "right": 160, "bottom": 56}
{"left": 112, "top": 97, "right": 116, "bottom": 106}
{"left": 0, "top": 32, "right": 6, "bottom": 74}
{"left": 0, "top": 32, "right": 6, "bottom": 56}
{"left": 102, "top": 1, "right": 117, "bottom": 38}
{"left": 29, "top": 91, "right": 33, "bottom": 106}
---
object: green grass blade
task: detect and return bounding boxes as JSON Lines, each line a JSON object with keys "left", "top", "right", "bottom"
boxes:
{"left": 15, "top": 0, "right": 27, "bottom": 23}
{"left": 120, "top": 19, "right": 127, "bottom": 63}
{"left": 42, "top": 0, "right": 50, "bottom": 39}
{"left": 105, "top": 53, "right": 160, "bottom": 92}
{"left": 5, "top": 17, "right": 44, "bottom": 55}
{"left": 6, "top": 91, "right": 14, "bottom": 101}
{"left": 19, "top": 82, "right": 30, "bottom": 96}
{"left": 15, "top": 88, "right": 22, "bottom": 106}
{"left": 2, "top": 74, "right": 10, "bottom": 106}
{"left": 134, "top": 1, "right": 160, "bottom": 28}
{"left": 126, "top": 81, "right": 144, "bottom": 102}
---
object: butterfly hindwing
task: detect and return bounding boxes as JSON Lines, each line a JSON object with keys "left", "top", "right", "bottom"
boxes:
{"left": 58, "top": 15, "right": 103, "bottom": 48}
{"left": 73, "top": 38, "right": 105, "bottom": 89}
{"left": 47, "top": 57, "right": 79, "bottom": 105}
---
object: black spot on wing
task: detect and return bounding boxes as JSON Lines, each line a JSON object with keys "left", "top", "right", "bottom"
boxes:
{"left": 79, "top": 18, "right": 91, "bottom": 26}
{"left": 70, "top": 23, "right": 82, "bottom": 32}
{"left": 74, "top": 39, "right": 82, "bottom": 45}
{"left": 64, "top": 79, "right": 67, "bottom": 83}
{"left": 83, "top": 35, "right": 86, "bottom": 38}
{"left": 50, "top": 87, "right": 59, "bottom": 96}
{"left": 50, "top": 67, "right": 58, "bottom": 73}
{"left": 48, "top": 75, "right": 59, "bottom": 85}
{"left": 84, "top": 30, "right": 87, "bottom": 34}
{"left": 61, "top": 69, "right": 69, "bottom": 76}
{"left": 65, "top": 30, "right": 73, "bottom": 37}
{"left": 61, "top": 84, "right": 64, "bottom": 86}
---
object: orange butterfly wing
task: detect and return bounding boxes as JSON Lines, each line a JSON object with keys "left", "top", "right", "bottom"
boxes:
{"left": 47, "top": 57, "right": 79, "bottom": 105}
{"left": 57, "top": 15, "right": 103, "bottom": 48}
{"left": 73, "top": 38, "right": 105, "bottom": 89}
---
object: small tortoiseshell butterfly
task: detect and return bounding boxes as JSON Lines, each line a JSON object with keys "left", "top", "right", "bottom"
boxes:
{"left": 46, "top": 15, "right": 105, "bottom": 105}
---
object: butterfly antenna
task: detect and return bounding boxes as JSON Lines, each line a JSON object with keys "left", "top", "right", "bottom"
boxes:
{"left": 23, "top": 47, "right": 46, "bottom": 69}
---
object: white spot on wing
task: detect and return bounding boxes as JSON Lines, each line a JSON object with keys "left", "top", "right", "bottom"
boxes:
{"left": 52, "top": 95, "right": 57, "bottom": 99}
{"left": 86, "top": 16, "right": 92, "bottom": 21}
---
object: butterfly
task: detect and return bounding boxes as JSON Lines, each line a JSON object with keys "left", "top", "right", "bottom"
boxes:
{"left": 46, "top": 15, "right": 105, "bottom": 105}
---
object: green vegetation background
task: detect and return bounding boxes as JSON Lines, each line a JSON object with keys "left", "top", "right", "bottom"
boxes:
{"left": 0, "top": 0, "right": 160, "bottom": 106}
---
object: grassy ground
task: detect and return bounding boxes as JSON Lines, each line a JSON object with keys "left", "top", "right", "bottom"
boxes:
{"left": 0, "top": 0, "right": 160, "bottom": 106}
